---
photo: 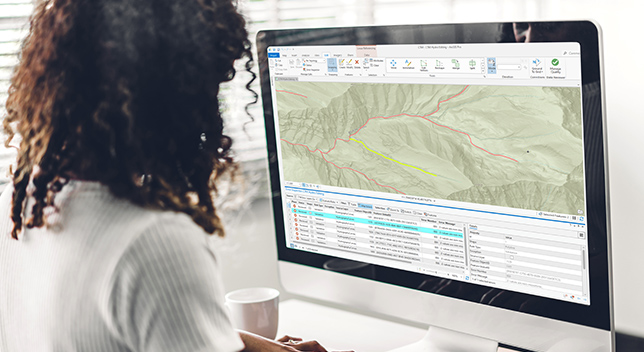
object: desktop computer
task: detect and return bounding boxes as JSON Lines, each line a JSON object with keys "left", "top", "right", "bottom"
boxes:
{"left": 257, "top": 21, "right": 612, "bottom": 351}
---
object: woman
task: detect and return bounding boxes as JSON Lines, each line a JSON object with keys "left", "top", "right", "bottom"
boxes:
{"left": 0, "top": 0, "right": 342, "bottom": 351}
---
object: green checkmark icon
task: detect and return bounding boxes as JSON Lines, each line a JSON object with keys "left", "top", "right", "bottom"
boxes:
{"left": 551, "top": 58, "right": 559, "bottom": 66}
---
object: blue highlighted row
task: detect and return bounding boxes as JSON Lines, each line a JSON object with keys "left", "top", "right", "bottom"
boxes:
{"left": 285, "top": 186, "right": 583, "bottom": 226}
{"left": 293, "top": 208, "right": 463, "bottom": 239}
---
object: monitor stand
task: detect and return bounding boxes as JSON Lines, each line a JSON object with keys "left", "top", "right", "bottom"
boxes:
{"left": 388, "top": 325, "right": 609, "bottom": 352}
{"left": 388, "top": 326, "right": 498, "bottom": 352}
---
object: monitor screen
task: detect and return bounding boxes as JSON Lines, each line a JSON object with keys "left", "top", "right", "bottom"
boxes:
{"left": 257, "top": 21, "right": 611, "bottom": 346}
{"left": 270, "top": 42, "right": 589, "bottom": 304}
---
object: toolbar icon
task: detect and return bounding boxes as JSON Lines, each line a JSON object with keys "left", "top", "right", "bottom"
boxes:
{"left": 487, "top": 57, "right": 497, "bottom": 74}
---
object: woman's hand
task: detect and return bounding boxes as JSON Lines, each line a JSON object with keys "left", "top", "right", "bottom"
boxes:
{"left": 277, "top": 335, "right": 328, "bottom": 351}
{"left": 239, "top": 331, "right": 353, "bottom": 352}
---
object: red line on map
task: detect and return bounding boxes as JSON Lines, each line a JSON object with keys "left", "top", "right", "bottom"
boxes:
{"left": 276, "top": 90, "right": 308, "bottom": 98}
{"left": 294, "top": 85, "right": 517, "bottom": 163}
{"left": 281, "top": 139, "right": 406, "bottom": 194}
{"left": 281, "top": 85, "right": 517, "bottom": 195}
{"left": 418, "top": 117, "right": 519, "bottom": 162}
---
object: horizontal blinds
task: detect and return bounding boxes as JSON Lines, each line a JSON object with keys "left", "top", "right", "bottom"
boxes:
{"left": 372, "top": 0, "right": 455, "bottom": 23}
{"left": 243, "top": 0, "right": 361, "bottom": 30}
{"left": 0, "top": 0, "right": 32, "bottom": 116}
{"left": 0, "top": 0, "right": 33, "bottom": 187}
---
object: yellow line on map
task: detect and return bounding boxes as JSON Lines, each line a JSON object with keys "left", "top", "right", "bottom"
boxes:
{"left": 349, "top": 138, "right": 437, "bottom": 177}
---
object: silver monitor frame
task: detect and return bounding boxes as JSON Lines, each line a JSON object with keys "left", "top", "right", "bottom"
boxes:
{"left": 259, "top": 20, "right": 614, "bottom": 352}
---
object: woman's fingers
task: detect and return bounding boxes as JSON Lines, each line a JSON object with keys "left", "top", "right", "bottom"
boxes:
{"left": 289, "top": 340, "right": 327, "bottom": 352}
{"left": 277, "top": 335, "right": 303, "bottom": 343}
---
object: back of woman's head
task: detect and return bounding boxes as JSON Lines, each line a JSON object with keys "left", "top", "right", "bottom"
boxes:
{"left": 3, "top": 0, "right": 253, "bottom": 239}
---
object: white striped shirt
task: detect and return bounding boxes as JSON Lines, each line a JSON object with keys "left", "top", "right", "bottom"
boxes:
{"left": 0, "top": 181, "right": 244, "bottom": 352}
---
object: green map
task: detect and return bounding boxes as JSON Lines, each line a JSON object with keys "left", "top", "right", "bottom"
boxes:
{"left": 276, "top": 81, "right": 584, "bottom": 215}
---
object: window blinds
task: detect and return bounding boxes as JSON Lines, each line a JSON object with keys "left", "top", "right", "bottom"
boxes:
{"left": 0, "top": 0, "right": 33, "bottom": 186}
{"left": 0, "top": 0, "right": 32, "bottom": 117}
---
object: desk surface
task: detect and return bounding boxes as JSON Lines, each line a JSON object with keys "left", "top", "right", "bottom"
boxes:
{"left": 277, "top": 299, "right": 426, "bottom": 351}
{"left": 276, "top": 299, "right": 523, "bottom": 352}
{"left": 277, "top": 299, "right": 644, "bottom": 351}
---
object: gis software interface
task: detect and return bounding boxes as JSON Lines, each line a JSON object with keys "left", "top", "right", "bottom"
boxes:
{"left": 267, "top": 43, "right": 590, "bottom": 305}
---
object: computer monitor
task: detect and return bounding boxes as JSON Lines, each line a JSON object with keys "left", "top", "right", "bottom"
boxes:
{"left": 257, "top": 21, "right": 612, "bottom": 352}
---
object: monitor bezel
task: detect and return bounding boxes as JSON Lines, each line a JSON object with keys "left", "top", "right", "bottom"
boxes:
{"left": 256, "top": 20, "right": 612, "bottom": 333}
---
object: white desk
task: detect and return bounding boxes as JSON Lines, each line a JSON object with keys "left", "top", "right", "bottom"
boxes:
{"left": 277, "top": 299, "right": 426, "bottom": 351}
{"left": 277, "top": 299, "right": 518, "bottom": 352}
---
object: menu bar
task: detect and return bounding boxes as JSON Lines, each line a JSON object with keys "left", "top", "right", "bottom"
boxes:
{"left": 267, "top": 43, "right": 581, "bottom": 84}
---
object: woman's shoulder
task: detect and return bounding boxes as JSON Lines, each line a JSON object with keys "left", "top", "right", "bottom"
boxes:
{"left": 59, "top": 180, "right": 209, "bottom": 239}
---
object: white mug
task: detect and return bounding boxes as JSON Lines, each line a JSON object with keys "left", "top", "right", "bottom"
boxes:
{"left": 225, "top": 287, "right": 280, "bottom": 339}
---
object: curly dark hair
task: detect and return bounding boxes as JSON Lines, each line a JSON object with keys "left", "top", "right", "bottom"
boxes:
{"left": 3, "top": 0, "right": 256, "bottom": 239}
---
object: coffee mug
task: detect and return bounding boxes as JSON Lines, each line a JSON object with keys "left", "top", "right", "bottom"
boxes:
{"left": 225, "top": 287, "right": 280, "bottom": 339}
